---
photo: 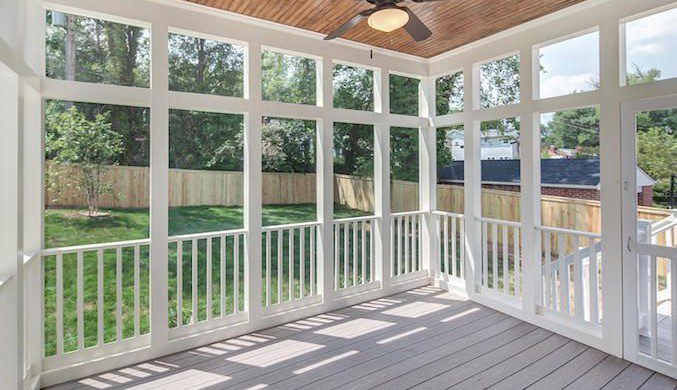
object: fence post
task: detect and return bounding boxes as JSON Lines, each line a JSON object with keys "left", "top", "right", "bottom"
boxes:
{"left": 149, "top": 22, "right": 169, "bottom": 354}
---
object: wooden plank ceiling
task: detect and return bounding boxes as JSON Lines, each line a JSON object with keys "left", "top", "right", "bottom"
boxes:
{"left": 186, "top": 0, "right": 586, "bottom": 58}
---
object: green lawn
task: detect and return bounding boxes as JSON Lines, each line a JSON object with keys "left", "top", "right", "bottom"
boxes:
{"left": 43, "top": 204, "right": 370, "bottom": 356}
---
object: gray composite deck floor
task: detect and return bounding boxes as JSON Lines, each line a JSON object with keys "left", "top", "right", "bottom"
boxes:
{"left": 47, "top": 286, "right": 677, "bottom": 390}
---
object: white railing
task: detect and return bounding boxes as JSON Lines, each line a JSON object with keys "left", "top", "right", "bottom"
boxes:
{"left": 262, "top": 221, "right": 320, "bottom": 310}
{"left": 168, "top": 229, "right": 247, "bottom": 336}
{"left": 478, "top": 217, "right": 522, "bottom": 299}
{"left": 434, "top": 211, "right": 465, "bottom": 282}
{"left": 41, "top": 238, "right": 151, "bottom": 367}
{"left": 333, "top": 216, "right": 376, "bottom": 292}
{"left": 391, "top": 211, "right": 425, "bottom": 279}
{"left": 538, "top": 226, "right": 602, "bottom": 324}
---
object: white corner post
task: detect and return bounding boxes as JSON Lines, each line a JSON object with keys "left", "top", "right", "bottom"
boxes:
{"left": 374, "top": 68, "right": 391, "bottom": 290}
{"left": 245, "top": 41, "right": 263, "bottom": 325}
{"left": 419, "top": 76, "right": 438, "bottom": 281}
{"left": 519, "top": 45, "right": 540, "bottom": 315}
{"left": 0, "top": 62, "right": 20, "bottom": 390}
{"left": 464, "top": 63, "right": 482, "bottom": 294}
{"left": 317, "top": 57, "right": 334, "bottom": 305}
{"left": 149, "top": 21, "right": 170, "bottom": 353}
{"left": 599, "top": 19, "right": 624, "bottom": 357}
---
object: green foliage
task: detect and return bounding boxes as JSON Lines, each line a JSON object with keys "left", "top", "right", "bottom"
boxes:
{"left": 262, "top": 118, "right": 316, "bottom": 173}
{"left": 45, "top": 11, "right": 150, "bottom": 87}
{"left": 45, "top": 105, "right": 124, "bottom": 216}
{"left": 436, "top": 126, "right": 461, "bottom": 171}
{"left": 169, "top": 33, "right": 245, "bottom": 97}
{"left": 333, "top": 64, "right": 374, "bottom": 111}
{"left": 169, "top": 110, "right": 244, "bottom": 171}
{"left": 541, "top": 107, "right": 600, "bottom": 157}
{"left": 334, "top": 123, "right": 374, "bottom": 178}
{"left": 436, "top": 72, "right": 464, "bottom": 115}
{"left": 390, "top": 74, "right": 420, "bottom": 116}
{"left": 391, "top": 127, "right": 419, "bottom": 182}
{"left": 262, "top": 51, "right": 317, "bottom": 105}
{"left": 637, "top": 127, "right": 676, "bottom": 206}
{"left": 627, "top": 65, "right": 663, "bottom": 86}
{"left": 480, "top": 55, "right": 520, "bottom": 108}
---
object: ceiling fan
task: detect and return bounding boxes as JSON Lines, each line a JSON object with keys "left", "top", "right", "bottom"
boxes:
{"left": 324, "top": 0, "right": 444, "bottom": 42}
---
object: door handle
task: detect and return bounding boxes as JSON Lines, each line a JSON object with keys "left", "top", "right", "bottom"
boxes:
{"left": 627, "top": 236, "right": 633, "bottom": 252}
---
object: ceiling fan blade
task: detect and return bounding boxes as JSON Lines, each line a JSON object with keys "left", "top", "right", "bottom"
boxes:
{"left": 409, "top": 0, "right": 449, "bottom": 2}
{"left": 402, "top": 7, "right": 432, "bottom": 41}
{"left": 324, "top": 9, "right": 375, "bottom": 40}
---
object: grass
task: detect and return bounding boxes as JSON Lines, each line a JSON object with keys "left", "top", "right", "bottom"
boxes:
{"left": 43, "top": 203, "right": 370, "bottom": 356}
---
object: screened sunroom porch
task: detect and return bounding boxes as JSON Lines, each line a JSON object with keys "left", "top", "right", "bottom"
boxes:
{"left": 1, "top": 0, "right": 677, "bottom": 389}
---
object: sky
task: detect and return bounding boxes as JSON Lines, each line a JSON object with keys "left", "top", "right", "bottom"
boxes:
{"left": 538, "top": 6, "right": 677, "bottom": 100}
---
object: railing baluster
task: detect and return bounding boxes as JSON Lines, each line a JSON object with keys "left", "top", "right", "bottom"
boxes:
{"left": 289, "top": 228, "right": 295, "bottom": 301}
{"left": 56, "top": 253, "right": 64, "bottom": 356}
{"left": 116, "top": 247, "right": 123, "bottom": 341}
{"left": 502, "top": 225, "right": 508, "bottom": 295}
{"left": 397, "top": 217, "right": 402, "bottom": 276}
{"left": 573, "top": 235, "right": 584, "bottom": 320}
{"left": 672, "top": 256, "right": 677, "bottom": 366}
{"left": 404, "top": 215, "right": 410, "bottom": 274}
{"left": 97, "top": 249, "right": 104, "bottom": 346}
{"left": 544, "top": 232, "right": 551, "bottom": 309}
{"left": 443, "top": 216, "right": 449, "bottom": 276}
{"left": 278, "top": 231, "right": 283, "bottom": 302}
{"left": 558, "top": 233, "right": 568, "bottom": 314}
{"left": 221, "top": 236, "right": 226, "bottom": 316}
{"left": 460, "top": 217, "right": 465, "bottom": 279}
{"left": 206, "top": 238, "right": 212, "bottom": 321}
{"left": 412, "top": 215, "right": 418, "bottom": 271}
{"left": 370, "top": 221, "right": 375, "bottom": 282}
{"left": 234, "top": 234, "right": 240, "bottom": 313}
{"left": 134, "top": 245, "right": 141, "bottom": 336}
{"left": 334, "top": 225, "right": 339, "bottom": 290}
{"left": 310, "top": 226, "right": 315, "bottom": 295}
{"left": 265, "top": 232, "right": 271, "bottom": 307}
{"left": 76, "top": 251, "right": 84, "bottom": 351}
{"left": 343, "top": 223, "right": 349, "bottom": 289}
{"left": 177, "top": 241, "right": 183, "bottom": 327}
{"left": 482, "top": 222, "right": 488, "bottom": 289}
{"left": 514, "top": 228, "right": 520, "bottom": 297}
{"left": 353, "top": 222, "right": 358, "bottom": 286}
{"left": 589, "top": 237, "right": 599, "bottom": 323}
{"left": 650, "top": 254, "right": 658, "bottom": 359}
{"left": 191, "top": 239, "right": 198, "bottom": 324}
{"left": 300, "top": 227, "right": 305, "bottom": 298}
{"left": 361, "top": 221, "right": 366, "bottom": 284}
{"left": 492, "top": 223, "right": 498, "bottom": 291}
{"left": 391, "top": 217, "right": 396, "bottom": 277}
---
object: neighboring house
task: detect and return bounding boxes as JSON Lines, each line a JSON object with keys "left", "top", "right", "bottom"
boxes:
{"left": 544, "top": 145, "right": 581, "bottom": 159}
{"left": 438, "top": 159, "right": 657, "bottom": 206}
{"left": 446, "top": 129, "right": 519, "bottom": 161}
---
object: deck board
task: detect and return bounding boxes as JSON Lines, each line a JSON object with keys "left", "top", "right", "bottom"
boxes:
{"left": 45, "top": 286, "right": 677, "bottom": 390}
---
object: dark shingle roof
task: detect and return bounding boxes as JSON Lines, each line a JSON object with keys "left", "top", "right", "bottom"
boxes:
{"left": 438, "top": 159, "right": 601, "bottom": 187}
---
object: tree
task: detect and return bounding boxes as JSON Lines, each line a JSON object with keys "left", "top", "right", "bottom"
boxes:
{"left": 541, "top": 107, "right": 600, "bottom": 157}
{"left": 262, "top": 118, "right": 316, "bottom": 173}
{"left": 46, "top": 105, "right": 124, "bottom": 217}
{"left": 391, "top": 128, "right": 419, "bottom": 182}
{"left": 436, "top": 72, "right": 464, "bottom": 115}
{"left": 390, "top": 74, "right": 420, "bottom": 116}
{"left": 480, "top": 55, "right": 520, "bottom": 109}
{"left": 333, "top": 64, "right": 374, "bottom": 111}
{"left": 638, "top": 127, "right": 676, "bottom": 206}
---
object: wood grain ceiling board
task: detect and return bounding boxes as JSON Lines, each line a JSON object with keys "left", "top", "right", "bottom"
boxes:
{"left": 185, "top": 0, "right": 587, "bottom": 58}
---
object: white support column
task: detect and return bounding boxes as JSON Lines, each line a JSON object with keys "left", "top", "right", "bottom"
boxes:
{"left": 419, "top": 76, "right": 438, "bottom": 281}
{"left": 245, "top": 41, "right": 263, "bottom": 324}
{"left": 149, "top": 22, "right": 169, "bottom": 352}
{"left": 464, "top": 63, "right": 482, "bottom": 293}
{"left": 599, "top": 20, "right": 624, "bottom": 357}
{"left": 374, "top": 68, "right": 391, "bottom": 290}
{"left": 519, "top": 46, "right": 539, "bottom": 314}
{"left": 317, "top": 56, "right": 334, "bottom": 304}
{"left": 0, "top": 62, "right": 20, "bottom": 390}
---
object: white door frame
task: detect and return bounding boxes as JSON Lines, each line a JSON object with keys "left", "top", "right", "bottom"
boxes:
{"left": 621, "top": 93, "right": 677, "bottom": 377}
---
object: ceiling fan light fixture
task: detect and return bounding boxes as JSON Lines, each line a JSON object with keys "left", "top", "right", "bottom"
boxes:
{"left": 367, "top": 8, "right": 410, "bottom": 33}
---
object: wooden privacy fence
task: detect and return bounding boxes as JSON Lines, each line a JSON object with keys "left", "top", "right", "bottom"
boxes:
{"left": 46, "top": 163, "right": 671, "bottom": 233}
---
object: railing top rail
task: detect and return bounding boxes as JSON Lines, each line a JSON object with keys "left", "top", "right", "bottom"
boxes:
{"left": 391, "top": 210, "right": 426, "bottom": 218}
{"left": 333, "top": 215, "right": 378, "bottom": 223}
{"left": 169, "top": 228, "right": 247, "bottom": 242}
{"left": 41, "top": 238, "right": 151, "bottom": 256}
{"left": 0, "top": 274, "right": 12, "bottom": 290}
{"left": 475, "top": 216, "right": 522, "bottom": 227}
{"left": 261, "top": 221, "right": 320, "bottom": 232}
{"left": 651, "top": 215, "right": 677, "bottom": 235}
{"left": 536, "top": 225, "right": 601, "bottom": 239}
{"left": 433, "top": 211, "right": 465, "bottom": 218}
